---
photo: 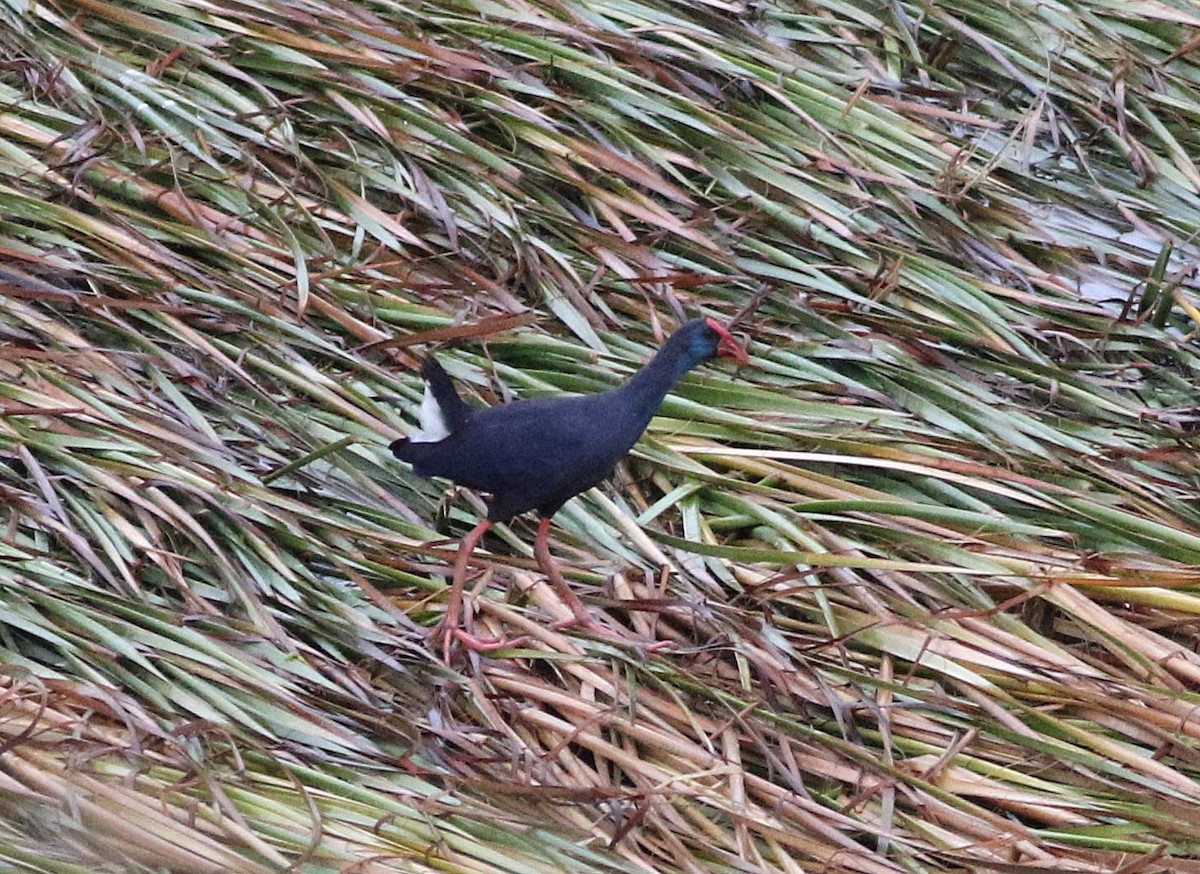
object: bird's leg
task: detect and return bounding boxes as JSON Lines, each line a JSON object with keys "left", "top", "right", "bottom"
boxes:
{"left": 429, "top": 518, "right": 490, "bottom": 662}
{"left": 429, "top": 519, "right": 526, "bottom": 662}
{"left": 534, "top": 517, "right": 604, "bottom": 632}
{"left": 534, "top": 518, "right": 673, "bottom": 654}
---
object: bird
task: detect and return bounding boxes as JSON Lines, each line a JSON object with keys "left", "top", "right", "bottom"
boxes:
{"left": 391, "top": 317, "right": 748, "bottom": 661}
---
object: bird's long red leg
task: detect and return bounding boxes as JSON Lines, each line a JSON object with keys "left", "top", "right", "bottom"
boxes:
{"left": 430, "top": 519, "right": 526, "bottom": 662}
{"left": 535, "top": 518, "right": 672, "bottom": 653}
{"left": 534, "top": 516, "right": 602, "bottom": 631}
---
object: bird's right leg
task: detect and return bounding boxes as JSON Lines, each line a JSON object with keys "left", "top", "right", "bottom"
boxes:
{"left": 429, "top": 519, "right": 526, "bottom": 662}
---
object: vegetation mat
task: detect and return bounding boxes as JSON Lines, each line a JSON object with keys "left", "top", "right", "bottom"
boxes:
{"left": 2, "top": 0, "right": 1200, "bottom": 871}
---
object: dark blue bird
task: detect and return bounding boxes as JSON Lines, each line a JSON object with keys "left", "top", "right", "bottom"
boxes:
{"left": 392, "top": 318, "right": 747, "bottom": 660}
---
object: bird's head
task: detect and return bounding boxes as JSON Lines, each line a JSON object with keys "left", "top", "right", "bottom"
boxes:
{"left": 697, "top": 317, "right": 749, "bottom": 365}
{"left": 652, "top": 317, "right": 749, "bottom": 380}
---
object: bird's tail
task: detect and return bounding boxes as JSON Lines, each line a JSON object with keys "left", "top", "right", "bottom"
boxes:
{"left": 420, "top": 356, "right": 471, "bottom": 430}
{"left": 392, "top": 355, "right": 472, "bottom": 455}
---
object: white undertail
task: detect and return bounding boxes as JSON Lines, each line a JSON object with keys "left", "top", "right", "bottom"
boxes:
{"left": 411, "top": 384, "right": 451, "bottom": 442}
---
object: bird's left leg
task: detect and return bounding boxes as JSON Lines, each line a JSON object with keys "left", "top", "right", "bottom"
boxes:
{"left": 534, "top": 517, "right": 674, "bottom": 654}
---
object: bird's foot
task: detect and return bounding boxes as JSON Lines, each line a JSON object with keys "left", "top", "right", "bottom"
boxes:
{"left": 549, "top": 613, "right": 672, "bottom": 654}
{"left": 429, "top": 619, "right": 529, "bottom": 664}
{"left": 550, "top": 614, "right": 607, "bottom": 634}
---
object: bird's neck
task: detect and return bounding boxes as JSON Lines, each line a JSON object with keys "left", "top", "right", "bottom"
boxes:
{"left": 614, "top": 332, "right": 701, "bottom": 424}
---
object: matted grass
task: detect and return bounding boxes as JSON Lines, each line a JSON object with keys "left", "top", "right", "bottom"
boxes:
{"left": 1, "top": 0, "right": 1200, "bottom": 871}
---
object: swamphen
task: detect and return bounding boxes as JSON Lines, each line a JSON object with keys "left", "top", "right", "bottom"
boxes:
{"left": 391, "top": 318, "right": 748, "bottom": 660}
